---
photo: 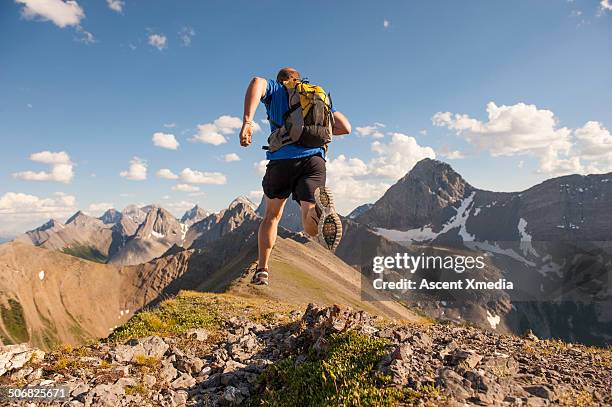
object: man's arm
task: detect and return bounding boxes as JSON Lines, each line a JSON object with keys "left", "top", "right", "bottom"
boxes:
{"left": 332, "top": 111, "right": 351, "bottom": 135}
{"left": 239, "top": 77, "right": 267, "bottom": 147}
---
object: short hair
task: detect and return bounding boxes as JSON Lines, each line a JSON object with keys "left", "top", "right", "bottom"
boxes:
{"left": 277, "top": 67, "right": 301, "bottom": 82}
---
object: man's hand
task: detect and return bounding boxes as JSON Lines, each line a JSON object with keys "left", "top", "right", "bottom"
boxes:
{"left": 239, "top": 120, "right": 254, "bottom": 147}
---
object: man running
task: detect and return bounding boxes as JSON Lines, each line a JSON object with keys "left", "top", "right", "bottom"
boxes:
{"left": 238, "top": 67, "right": 352, "bottom": 285}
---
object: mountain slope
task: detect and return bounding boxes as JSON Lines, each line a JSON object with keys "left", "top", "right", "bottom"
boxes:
{"left": 14, "top": 212, "right": 113, "bottom": 262}
{"left": 341, "top": 158, "right": 612, "bottom": 346}
{"left": 0, "top": 242, "right": 139, "bottom": 348}
{"left": 357, "top": 158, "right": 612, "bottom": 243}
{"left": 108, "top": 206, "right": 185, "bottom": 266}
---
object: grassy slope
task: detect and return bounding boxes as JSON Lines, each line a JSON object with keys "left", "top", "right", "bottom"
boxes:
{"left": 200, "top": 236, "right": 426, "bottom": 323}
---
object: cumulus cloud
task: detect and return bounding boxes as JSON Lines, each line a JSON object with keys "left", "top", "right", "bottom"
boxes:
{"left": 172, "top": 184, "right": 200, "bottom": 193}
{"left": 152, "top": 132, "right": 179, "bottom": 150}
{"left": 223, "top": 153, "right": 240, "bottom": 162}
{"left": 325, "top": 155, "right": 386, "bottom": 214}
{"left": 370, "top": 133, "right": 436, "bottom": 179}
{"left": 106, "top": 0, "right": 124, "bottom": 12}
{"left": 191, "top": 115, "right": 261, "bottom": 146}
{"left": 87, "top": 202, "right": 113, "bottom": 214}
{"left": 16, "top": 0, "right": 84, "bottom": 28}
{"left": 0, "top": 191, "right": 77, "bottom": 233}
{"left": 438, "top": 147, "right": 466, "bottom": 160}
{"left": 163, "top": 201, "right": 196, "bottom": 216}
{"left": 156, "top": 168, "right": 179, "bottom": 179}
{"left": 179, "top": 26, "right": 195, "bottom": 46}
{"left": 355, "top": 122, "right": 385, "bottom": 138}
{"left": 601, "top": 0, "right": 612, "bottom": 11}
{"left": 248, "top": 190, "right": 264, "bottom": 202}
{"left": 574, "top": 121, "right": 612, "bottom": 172}
{"left": 433, "top": 101, "right": 612, "bottom": 175}
{"left": 13, "top": 151, "right": 74, "bottom": 183}
{"left": 120, "top": 157, "right": 147, "bottom": 181}
{"left": 148, "top": 33, "right": 167, "bottom": 50}
{"left": 254, "top": 160, "right": 269, "bottom": 175}
{"left": 180, "top": 168, "right": 226, "bottom": 184}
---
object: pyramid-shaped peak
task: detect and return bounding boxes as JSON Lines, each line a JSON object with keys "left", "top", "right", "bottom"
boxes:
{"left": 229, "top": 196, "right": 257, "bottom": 211}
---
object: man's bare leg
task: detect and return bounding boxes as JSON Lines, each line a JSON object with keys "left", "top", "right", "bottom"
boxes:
{"left": 258, "top": 196, "right": 287, "bottom": 269}
{"left": 300, "top": 201, "right": 318, "bottom": 237}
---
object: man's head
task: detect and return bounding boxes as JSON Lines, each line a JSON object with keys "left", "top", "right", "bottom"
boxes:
{"left": 277, "top": 67, "right": 301, "bottom": 82}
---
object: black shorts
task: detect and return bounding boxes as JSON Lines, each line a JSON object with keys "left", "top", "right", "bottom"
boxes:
{"left": 262, "top": 155, "right": 326, "bottom": 203}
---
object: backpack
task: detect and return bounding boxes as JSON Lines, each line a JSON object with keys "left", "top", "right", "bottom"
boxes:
{"left": 264, "top": 79, "right": 334, "bottom": 153}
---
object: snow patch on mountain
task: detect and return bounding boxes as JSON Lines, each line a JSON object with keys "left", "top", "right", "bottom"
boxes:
{"left": 374, "top": 226, "right": 438, "bottom": 242}
{"left": 151, "top": 230, "right": 165, "bottom": 239}
{"left": 441, "top": 192, "right": 475, "bottom": 241}
{"left": 518, "top": 218, "right": 538, "bottom": 257}
{"left": 486, "top": 310, "right": 500, "bottom": 329}
{"left": 374, "top": 193, "right": 476, "bottom": 243}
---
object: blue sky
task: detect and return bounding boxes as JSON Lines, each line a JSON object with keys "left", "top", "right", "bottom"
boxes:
{"left": 1, "top": 0, "right": 611, "bottom": 235}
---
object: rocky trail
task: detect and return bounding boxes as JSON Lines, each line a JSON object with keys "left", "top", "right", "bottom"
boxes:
{"left": 0, "top": 292, "right": 610, "bottom": 406}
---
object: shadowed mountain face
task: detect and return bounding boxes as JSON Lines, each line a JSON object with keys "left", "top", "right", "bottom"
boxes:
{"left": 339, "top": 158, "right": 612, "bottom": 346}
{"left": 356, "top": 157, "right": 612, "bottom": 243}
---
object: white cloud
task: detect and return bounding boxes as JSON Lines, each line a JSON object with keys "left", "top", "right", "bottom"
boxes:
{"left": 254, "top": 160, "right": 269, "bottom": 175}
{"left": 601, "top": 0, "right": 612, "bottom": 11}
{"left": 190, "top": 115, "right": 261, "bottom": 146}
{"left": 383, "top": 20, "right": 390, "bottom": 28}
{"left": 164, "top": 201, "right": 196, "bottom": 216}
{"left": 438, "top": 147, "right": 465, "bottom": 160}
{"left": 16, "top": 0, "right": 84, "bottom": 28}
{"left": 433, "top": 102, "right": 574, "bottom": 175}
{"left": 156, "top": 168, "right": 179, "bottom": 179}
{"left": 120, "top": 157, "right": 147, "bottom": 181}
{"left": 163, "top": 122, "right": 176, "bottom": 128}
{"left": 13, "top": 150, "right": 74, "bottom": 183}
{"left": 180, "top": 168, "right": 227, "bottom": 184}
{"left": 179, "top": 26, "right": 195, "bottom": 46}
{"left": 326, "top": 155, "right": 389, "bottom": 214}
{"left": 370, "top": 133, "right": 436, "bottom": 179}
{"left": 0, "top": 191, "right": 77, "bottom": 234}
{"left": 75, "top": 25, "right": 95, "bottom": 44}
{"left": 87, "top": 202, "right": 113, "bottom": 214}
{"left": 148, "top": 33, "right": 167, "bottom": 50}
{"left": 223, "top": 153, "right": 240, "bottom": 162}
{"left": 248, "top": 190, "right": 264, "bottom": 202}
{"left": 574, "top": 121, "right": 612, "bottom": 172}
{"left": 152, "top": 132, "right": 179, "bottom": 150}
{"left": 106, "top": 0, "right": 124, "bottom": 12}
{"left": 172, "top": 184, "right": 200, "bottom": 193}
{"left": 355, "top": 123, "right": 385, "bottom": 138}
{"left": 327, "top": 155, "right": 369, "bottom": 178}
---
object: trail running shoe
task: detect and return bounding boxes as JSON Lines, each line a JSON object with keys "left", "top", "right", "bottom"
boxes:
{"left": 251, "top": 268, "right": 269, "bottom": 285}
{"left": 314, "top": 186, "right": 343, "bottom": 251}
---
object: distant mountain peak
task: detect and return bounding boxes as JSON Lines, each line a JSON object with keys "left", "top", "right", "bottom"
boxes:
{"left": 181, "top": 205, "right": 209, "bottom": 226}
{"left": 229, "top": 196, "right": 257, "bottom": 211}
{"left": 35, "top": 219, "right": 64, "bottom": 232}
{"left": 356, "top": 159, "right": 473, "bottom": 230}
{"left": 99, "top": 208, "right": 121, "bottom": 225}
{"left": 65, "top": 210, "right": 90, "bottom": 225}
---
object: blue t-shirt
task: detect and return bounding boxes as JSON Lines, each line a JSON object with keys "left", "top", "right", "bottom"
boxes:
{"left": 261, "top": 79, "right": 330, "bottom": 161}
